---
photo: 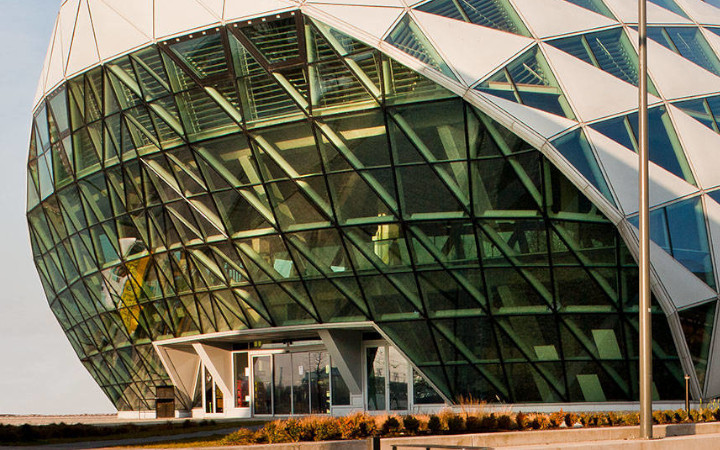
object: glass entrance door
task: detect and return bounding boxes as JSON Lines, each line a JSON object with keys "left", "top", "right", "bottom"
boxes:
{"left": 247, "top": 350, "right": 333, "bottom": 416}
{"left": 252, "top": 355, "right": 272, "bottom": 415}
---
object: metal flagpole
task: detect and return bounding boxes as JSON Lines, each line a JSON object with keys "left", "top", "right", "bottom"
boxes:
{"left": 638, "top": 0, "right": 653, "bottom": 440}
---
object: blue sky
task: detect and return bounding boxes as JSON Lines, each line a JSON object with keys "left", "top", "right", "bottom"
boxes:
{"left": 0, "top": 1, "right": 114, "bottom": 414}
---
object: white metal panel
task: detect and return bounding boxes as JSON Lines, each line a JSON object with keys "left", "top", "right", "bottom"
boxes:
{"left": 196, "top": 0, "right": 224, "bottom": 19}
{"left": 699, "top": 27, "right": 720, "bottom": 68}
{"left": 154, "top": 0, "right": 221, "bottom": 39}
{"left": 66, "top": 0, "right": 101, "bottom": 78}
{"left": 476, "top": 91, "right": 577, "bottom": 139}
{"left": 645, "top": 237, "right": 717, "bottom": 309}
{"left": 541, "top": 43, "right": 661, "bottom": 123}
{"left": 44, "top": 28, "right": 67, "bottom": 95}
{"left": 304, "top": 3, "right": 404, "bottom": 43}
{"left": 668, "top": 104, "right": 720, "bottom": 191}
{"left": 89, "top": 0, "right": 153, "bottom": 61}
{"left": 602, "top": 0, "right": 692, "bottom": 24}
{"left": 223, "top": 0, "right": 297, "bottom": 22}
{"left": 306, "top": 0, "right": 404, "bottom": 5}
{"left": 704, "top": 195, "right": 720, "bottom": 294}
{"left": 626, "top": 27, "right": 720, "bottom": 101}
{"left": 411, "top": 10, "right": 534, "bottom": 86}
{"left": 675, "top": 0, "right": 720, "bottom": 25}
{"left": 59, "top": 0, "right": 81, "bottom": 75}
{"left": 585, "top": 127, "right": 699, "bottom": 215}
{"left": 510, "top": 0, "right": 617, "bottom": 39}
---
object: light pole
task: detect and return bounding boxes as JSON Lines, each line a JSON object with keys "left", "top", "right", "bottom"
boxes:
{"left": 638, "top": 0, "right": 653, "bottom": 440}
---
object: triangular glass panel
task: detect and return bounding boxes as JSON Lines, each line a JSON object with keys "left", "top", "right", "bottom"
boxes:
{"left": 310, "top": 57, "right": 376, "bottom": 110}
{"left": 212, "top": 189, "right": 274, "bottom": 236}
{"left": 73, "top": 127, "right": 102, "bottom": 174}
{"left": 648, "top": 0, "right": 690, "bottom": 19}
{"left": 673, "top": 96, "right": 720, "bottom": 133}
{"left": 308, "top": 22, "right": 338, "bottom": 62}
{"left": 563, "top": 0, "right": 617, "bottom": 19}
{"left": 130, "top": 47, "right": 172, "bottom": 101}
{"left": 326, "top": 170, "right": 397, "bottom": 224}
{"left": 419, "top": 271, "right": 485, "bottom": 316}
{"left": 397, "top": 164, "right": 466, "bottom": 218}
{"left": 590, "top": 106, "right": 696, "bottom": 185}
{"left": 255, "top": 283, "right": 317, "bottom": 326}
{"left": 551, "top": 129, "right": 614, "bottom": 204}
{"left": 629, "top": 196, "right": 715, "bottom": 289}
{"left": 679, "top": 301, "right": 716, "bottom": 388}
{"left": 233, "top": 288, "right": 273, "bottom": 327}
{"left": 476, "top": 47, "right": 575, "bottom": 119}
{"left": 238, "top": 17, "right": 301, "bottom": 65}
{"left": 415, "top": 0, "right": 466, "bottom": 21}
{"left": 548, "top": 29, "right": 660, "bottom": 95}
{"left": 304, "top": 278, "right": 366, "bottom": 323}
{"left": 385, "top": 14, "right": 457, "bottom": 81}
{"left": 358, "top": 274, "right": 422, "bottom": 322}
{"left": 647, "top": 27, "right": 720, "bottom": 76}
{"left": 169, "top": 32, "right": 229, "bottom": 80}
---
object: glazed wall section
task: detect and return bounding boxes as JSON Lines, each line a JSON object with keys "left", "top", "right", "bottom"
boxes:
{"left": 26, "top": 13, "right": 684, "bottom": 410}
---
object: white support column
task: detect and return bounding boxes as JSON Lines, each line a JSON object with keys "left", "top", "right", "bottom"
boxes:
{"left": 319, "top": 329, "right": 364, "bottom": 408}
{"left": 192, "top": 343, "right": 233, "bottom": 403}
{"left": 154, "top": 344, "right": 201, "bottom": 411}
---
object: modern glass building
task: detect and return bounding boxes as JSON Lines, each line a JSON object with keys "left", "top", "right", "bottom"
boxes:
{"left": 26, "top": 0, "right": 720, "bottom": 418}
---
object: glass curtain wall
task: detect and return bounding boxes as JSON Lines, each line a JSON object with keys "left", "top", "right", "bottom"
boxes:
{"left": 27, "top": 10, "right": 687, "bottom": 411}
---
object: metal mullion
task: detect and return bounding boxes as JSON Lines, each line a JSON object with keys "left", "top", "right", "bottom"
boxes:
{"left": 477, "top": 222, "right": 555, "bottom": 306}
{"left": 228, "top": 26, "right": 276, "bottom": 74}
{"left": 219, "top": 28, "right": 249, "bottom": 129}
{"left": 550, "top": 223, "right": 623, "bottom": 309}
{"left": 309, "top": 20, "right": 382, "bottom": 102}
{"left": 389, "top": 112, "right": 471, "bottom": 213}
{"left": 314, "top": 122, "right": 399, "bottom": 214}
{"left": 540, "top": 156, "right": 571, "bottom": 401}
{"left": 224, "top": 243, "right": 278, "bottom": 328}
{"left": 615, "top": 228, "right": 634, "bottom": 399}
{"left": 407, "top": 225, "right": 489, "bottom": 315}
{"left": 242, "top": 139, "right": 322, "bottom": 323}
{"left": 558, "top": 314, "right": 632, "bottom": 396}
{"left": 466, "top": 104, "right": 513, "bottom": 400}
{"left": 430, "top": 321, "right": 510, "bottom": 398}
{"left": 284, "top": 232, "right": 370, "bottom": 317}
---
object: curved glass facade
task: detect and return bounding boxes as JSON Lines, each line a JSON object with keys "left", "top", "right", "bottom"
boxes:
{"left": 27, "top": 12, "right": 686, "bottom": 411}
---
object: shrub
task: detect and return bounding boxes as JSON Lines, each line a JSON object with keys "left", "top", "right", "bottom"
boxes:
{"left": 428, "top": 415, "right": 443, "bottom": 434}
{"left": 702, "top": 408, "right": 714, "bottom": 422}
{"left": 497, "top": 414, "right": 514, "bottom": 430}
{"left": 675, "top": 409, "right": 688, "bottom": 423}
{"left": 480, "top": 413, "right": 498, "bottom": 431}
{"left": 313, "top": 417, "right": 341, "bottom": 441}
{"left": 465, "top": 415, "right": 483, "bottom": 433}
{"left": 260, "top": 421, "right": 293, "bottom": 443}
{"left": 564, "top": 412, "right": 578, "bottom": 427}
{"left": 221, "top": 428, "right": 257, "bottom": 445}
{"left": 446, "top": 414, "right": 465, "bottom": 434}
{"left": 549, "top": 411, "right": 565, "bottom": 428}
{"left": 403, "top": 415, "right": 420, "bottom": 434}
{"left": 339, "top": 413, "right": 376, "bottom": 439}
{"left": 515, "top": 412, "right": 528, "bottom": 430}
{"left": 381, "top": 416, "right": 401, "bottom": 435}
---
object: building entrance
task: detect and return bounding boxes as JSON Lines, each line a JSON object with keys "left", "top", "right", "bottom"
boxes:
{"left": 247, "top": 350, "right": 332, "bottom": 416}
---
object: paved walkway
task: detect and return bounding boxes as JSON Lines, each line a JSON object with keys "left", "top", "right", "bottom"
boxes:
{"left": 0, "top": 426, "right": 242, "bottom": 449}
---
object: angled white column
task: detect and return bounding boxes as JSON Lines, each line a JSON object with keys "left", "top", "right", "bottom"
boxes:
{"left": 154, "top": 345, "right": 201, "bottom": 410}
{"left": 318, "top": 329, "right": 363, "bottom": 404}
{"left": 192, "top": 342, "right": 233, "bottom": 402}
